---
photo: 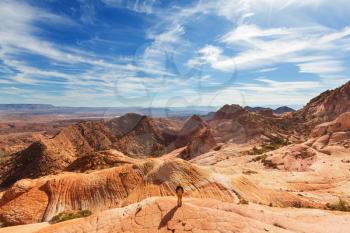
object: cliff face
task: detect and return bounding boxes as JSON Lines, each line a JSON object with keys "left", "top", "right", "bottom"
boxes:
{"left": 169, "top": 115, "right": 216, "bottom": 155}
{"left": 179, "top": 129, "right": 216, "bottom": 160}
{"left": 297, "top": 81, "right": 350, "bottom": 124}
{"left": 155, "top": 115, "right": 218, "bottom": 159}
{"left": 209, "top": 105, "right": 292, "bottom": 143}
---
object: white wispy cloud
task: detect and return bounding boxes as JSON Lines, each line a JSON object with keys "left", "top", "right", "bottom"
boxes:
{"left": 101, "top": 0, "right": 157, "bottom": 14}
{"left": 0, "top": 1, "right": 176, "bottom": 90}
{"left": 297, "top": 60, "right": 345, "bottom": 75}
{"left": 188, "top": 25, "right": 350, "bottom": 77}
{"left": 255, "top": 67, "right": 277, "bottom": 73}
{"left": 220, "top": 24, "right": 291, "bottom": 44}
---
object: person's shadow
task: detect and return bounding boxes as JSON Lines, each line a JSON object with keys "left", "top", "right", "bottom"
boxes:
{"left": 158, "top": 206, "right": 178, "bottom": 229}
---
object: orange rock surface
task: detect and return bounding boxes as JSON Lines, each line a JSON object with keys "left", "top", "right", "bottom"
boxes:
{"left": 2, "top": 197, "right": 350, "bottom": 233}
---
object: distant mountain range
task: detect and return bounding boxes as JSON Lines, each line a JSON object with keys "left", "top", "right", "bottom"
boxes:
{"left": 0, "top": 104, "right": 295, "bottom": 117}
{"left": 244, "top": 106, "right": 296, "bottom": 114}
{"left": 0, "top": 104, "right": 217, "bottom": 117}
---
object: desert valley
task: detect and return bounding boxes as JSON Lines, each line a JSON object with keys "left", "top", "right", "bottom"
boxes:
{"left": 0, "top": 81, "right": 349, "bottom": 233}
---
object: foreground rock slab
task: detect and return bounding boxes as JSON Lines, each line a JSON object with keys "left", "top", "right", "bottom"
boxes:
{"left": 1, "top": 197, "right": 350, "bottom": 233}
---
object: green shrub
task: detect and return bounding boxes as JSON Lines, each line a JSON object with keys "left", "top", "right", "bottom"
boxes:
{"left": 326, "top": 198, "right": 350, "bottom": 212}
{"left": 250, "top": 154, "right": 268, "bottom": 162}
{"left": 262, "top": 159, "right": 278, "bottom": 169}
{"left": 248, "top": 136, "right": 290, "bottom": 155}
{"left": 50, "top": 210, "right": 92, "bottom": 224}
{"left": 250, "top": 153, "right": 278, "bottom": 169}
{"left": 0, "top": 220, "right": 5, "bottom": 228}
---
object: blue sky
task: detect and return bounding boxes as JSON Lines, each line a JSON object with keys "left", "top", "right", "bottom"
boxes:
{"left": 0, "top": 0, "right": 349, "bottom": 108}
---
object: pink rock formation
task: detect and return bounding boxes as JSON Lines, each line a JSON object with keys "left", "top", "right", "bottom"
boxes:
{"left": 298, "top": 81, "right": 350, "bottom": 124}
{"left": 0, "top": 158, "right": 235, "bottom": 226}
{"left": 2, "top": 197, "right": 350, "bottom": 233}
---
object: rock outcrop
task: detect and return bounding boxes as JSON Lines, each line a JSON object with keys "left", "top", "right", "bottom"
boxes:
{"left": 214, "top": 104, "right": 248, "bottom": 120}
{"left": 260, "top": 144, "right": 317, "bottom": 171}
{"left": 256, "top": 108, "right": 275, "bottom": 117}
{"left": 209, "top": 105, "right": 290, "bottom": 143}
{"left": 307, "top": 112, "right": 350, "bottom": 154}
{"left": 170, "top": 115, "right": 217, "bottom": 159}
{"left": 114, "top": 116, "right": 179, "bottom": 157}
{"left": 297, "top": 81, "right": 350, "bottom": 124}
{"left": 179, "top": 128, "right": 217, "bottom": 160}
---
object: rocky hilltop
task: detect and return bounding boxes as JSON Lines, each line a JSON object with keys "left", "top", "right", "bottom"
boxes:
{"left": 245, "top": 106, "right": 295, "bottom": 114}
{"left": 297, "top": 81, "right": 350, "bottom": 124}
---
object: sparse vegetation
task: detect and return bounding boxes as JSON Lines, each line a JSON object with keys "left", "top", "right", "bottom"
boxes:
{"left": 0, "top": 219, "right": 6, "bottom": 228}
{"left": 50, "top": 210, "right": 92, "bottom": 224}
{"left": 239, "top": 198, "right": 249, "bottom": 205}
{"left": 250, "top": 153, "right": 278, "bottom": 169}
{"left": 262, "top": 159, "right": 278, "bottom": 169}
{"left": 326, "top": 198, "right": 350, "bottom": 212}
{"left": 291, "top": 201, "right": 302, "bottom": 208}
{"left": 250, "top": 154, "right": 268, "bottom": 162}
{"left": 242, "top": 170, "right": 258, "bottom": 175}
{"left": 248, "top": 136, "right": 290, "bottom": 155}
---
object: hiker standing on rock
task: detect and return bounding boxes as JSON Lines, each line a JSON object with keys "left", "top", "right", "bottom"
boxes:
{"left": 176, "top": 185, "right": 184, "bottom": 207}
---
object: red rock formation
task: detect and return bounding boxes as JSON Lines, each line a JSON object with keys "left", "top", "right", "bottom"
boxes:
{"left": 311, "top": 112, "right": 350, "bottom": 137}
{"left": 257, "top": 109, "right": 275, "bottom": 117}
{"left": 180, "top": 127, "right": 217, "bottom": 160}
{"left": 158, "top": 115, "right": 218, "bottom": 159}
{"left": 297, "top": 81, "right": 350, "bottom": 124}
{"left": 308, "top": 112, "right": 350, "bottom": 153}
{"left": 209, "top": 105, "right": 288, "bottom": 143}
{"left": 213, "top": 104, "right": 248, "bottom": 120}
{"left": 0, "top": 114, "right": 182, "bottom": 187}
{"left": 115, "top": 116, "right": 179, "bottom": 156}
{"left": 262, "top": 144, "right": 317, "bottom": 172}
